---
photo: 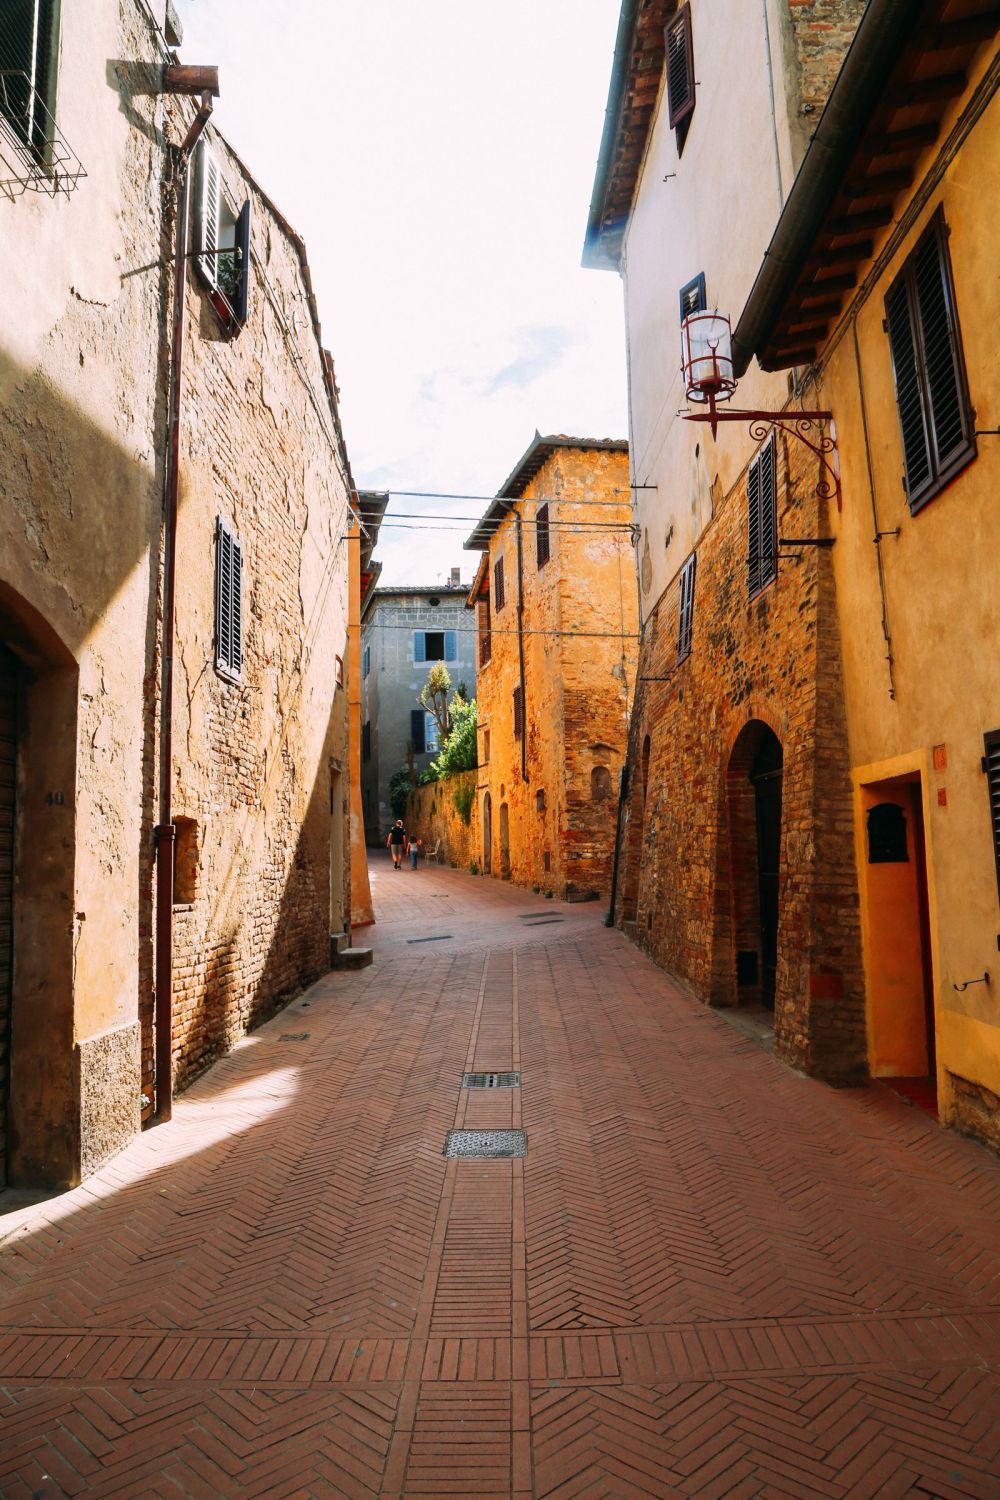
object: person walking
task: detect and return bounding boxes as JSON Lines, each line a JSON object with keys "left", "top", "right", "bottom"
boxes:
{"left": 408, "top": 836, "right": 422, "bottom": 871}
{"left": 387, "top": 819, "right": 406, "bottom": 870}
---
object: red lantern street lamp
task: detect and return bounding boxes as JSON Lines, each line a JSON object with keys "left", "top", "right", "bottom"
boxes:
{"left": 681, "top": 310, "right": 737, "bottom": 437}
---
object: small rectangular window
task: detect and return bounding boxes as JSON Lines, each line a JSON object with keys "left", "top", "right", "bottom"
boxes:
{"left": 885, "top": 209, "right": 975, "bottom": 514}
{"left": 513, "top": 685, "right": 523, "bottom": 739}
{"left": 665, "top": 4, "right": 695, "bottom": 133}
{"left": 479, "top": 595, "right": 492, "bottom": 666}
{"left": 482, "top": 727, "right": 491, "bottom": 764}
{"left": 984, "top": 729, "right": 1000, "bottom": 902}
{"left": 410, "top": 709, "right": 426, "bottom": 755}
{"left": 676, "top": 552, "right": 696, "bottom": 663}
{"left": 362, "top": 644, "right": 371, "bottom": 679}
{"left": 494, "top": 556, "right": 506, "bottom": 612}
{"left": 679, "top": 273, "right": 706, "bottom": 325}
{"left": 747, "top": 432, "right": 778, "bottom": 600}
{"left": 0, "top": 0, "right": 59, "bottom": 156}
{"left": 362, "top": 720, "right": 371, "bottom": 763}
{"left": 536, "top": 504, "right": 551, "bottom": 569}
{"left": 425, "top": 712, "right": 440, "bottom": 754}
{"left": 214, "top": 518, "right": 244, "bottom": 681}
{"left": 415, "top": 630, "right": 446, "bottom": 662}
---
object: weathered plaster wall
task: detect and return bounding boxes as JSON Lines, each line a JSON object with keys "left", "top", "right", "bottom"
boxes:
{"left": 405, "top": 772, "right": 480, "bottom": 872}
{"left": 0, "top": 0, "right": 170, "bottom": 1184}
{"left": 166, "top": 127, "right": 351, "bottom": 1092}
{"left": 474, "top": 446, "right": 636, "bottom": 901}
{"left": 360, "top": 588, "right": 476, "bottom": 842}
{"left": 813, "top": 67, "right": 1000, "bottom": 1142}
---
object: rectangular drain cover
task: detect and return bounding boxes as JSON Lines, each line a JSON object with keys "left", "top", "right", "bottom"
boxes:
{"left": 445, "top": 1129, "right": 526, "bottom": 1159}
{"left": 407, "top": 935, "right": 453, "bottom": 944}
{"left": 522, "top": 917, "right": 565, "bottom": 926}
{"left": 279, "top": 1033, "right": 310, "bottom": 1041}
{"left": 462, "top": 1072, "right": 520, "bottom": 1089}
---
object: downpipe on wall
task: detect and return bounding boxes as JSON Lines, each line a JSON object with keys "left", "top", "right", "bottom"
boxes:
{"left": 154, "top": 89, "right": 215, "bottom": 1124}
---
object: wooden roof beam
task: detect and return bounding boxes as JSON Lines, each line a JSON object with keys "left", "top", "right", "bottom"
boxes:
{"left": 890, "top": 71, "right": 967, "bottom": 106}
{"left": 862, "top": 124, "right": 940, "bottom": 156}
{"left": 824, "top": 207, "right": 894, "bottom": 237}
{"left": 914, "top": 13, "right": 1000, "bottom": 51}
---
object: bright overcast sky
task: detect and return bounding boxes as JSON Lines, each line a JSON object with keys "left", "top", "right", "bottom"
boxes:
{"left": 179, "top": 1, "right": 628, "bottom": 587}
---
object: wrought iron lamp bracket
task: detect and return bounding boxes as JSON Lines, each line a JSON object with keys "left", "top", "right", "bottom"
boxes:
{"left": 684, "top": 405, "right": 842, "bottom": 511}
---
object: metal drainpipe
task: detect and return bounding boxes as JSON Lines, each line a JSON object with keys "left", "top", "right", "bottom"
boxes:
{"left": 154, "top": 92, "right": 215, "bottom": 1124}
{"left": 515, "top": 515, "right": 528, "bottom": 784}
{"left": 851, "top": 317, "right": 897, "bottom": 701}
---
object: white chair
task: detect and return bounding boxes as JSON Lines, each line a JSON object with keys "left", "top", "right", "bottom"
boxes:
{"left": 425, "top": 839, "right": 443, "bottom": 864}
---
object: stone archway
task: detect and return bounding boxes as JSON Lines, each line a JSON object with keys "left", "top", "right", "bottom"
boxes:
{"left": 499, "top": 801, "right": 510, "bottom": 880}
{"left": 482, "top": 791, "right": 492, "bottom": 875}
{"left": 724, "top": 720, "right": 783, "bottom": 1012}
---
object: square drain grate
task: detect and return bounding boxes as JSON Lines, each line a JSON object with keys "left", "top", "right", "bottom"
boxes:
{"left": 462, "top": 1072, "right": 520, "bottom": 1089}
{"left": 444, "top": 1129, "right": 527, "bottom": 1159}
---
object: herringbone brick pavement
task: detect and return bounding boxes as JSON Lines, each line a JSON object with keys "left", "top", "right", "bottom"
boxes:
{"left": 1, "top": 856, "right": 999, "bottom": 1496}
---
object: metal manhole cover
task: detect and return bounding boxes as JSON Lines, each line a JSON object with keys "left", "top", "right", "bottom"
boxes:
{"left": 279, "top": 1033, "right": 310, "bottom": 1041}
{"left": 444, "top": 1129, "right": 526, "bottom": 1159}
{"left": 462, "top": 1072, "right": 520, "bottom": 1089}
{"left": 407, "top": 935, "right": 453, "bottom": 944}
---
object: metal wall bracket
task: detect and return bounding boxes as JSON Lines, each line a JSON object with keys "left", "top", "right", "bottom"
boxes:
{"left": 684, "top": 407, "right": 842, "bottom": 511}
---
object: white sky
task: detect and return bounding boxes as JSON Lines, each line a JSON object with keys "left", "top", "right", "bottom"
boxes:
{"left": 179, "top": 1, "right": 628, "bottom": 587}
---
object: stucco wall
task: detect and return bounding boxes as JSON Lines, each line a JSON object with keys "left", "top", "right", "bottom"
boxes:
{"left": 812, "top": 65, "right": 1000, "bottom": 1141}
{"left": 473, "top": 445, "right": 637, "bottom": 901}
{"left": 361, "top": 588, "right": 477, "bottom": 842}
{"left": 405, "top": 772, "right": 480, "bottom": 872}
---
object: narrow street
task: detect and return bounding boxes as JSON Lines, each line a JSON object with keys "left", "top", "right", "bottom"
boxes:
{"left": 2, "top": 860, "right": 1000, "bottom": 1499}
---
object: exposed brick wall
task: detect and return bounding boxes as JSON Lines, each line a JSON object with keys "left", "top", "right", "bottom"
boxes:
{"left": 617, "top": 426, "right": 866, "bottom": 1085}
{"left": 405, "top": 771, "right": 480, "bottom": 871}
{"left": 783, "top": 0, "right": 866, "bottom": 134}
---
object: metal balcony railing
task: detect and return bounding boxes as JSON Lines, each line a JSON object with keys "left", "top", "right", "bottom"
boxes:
{"left": 0, "top": 69, "right": 86, "bottom": 199}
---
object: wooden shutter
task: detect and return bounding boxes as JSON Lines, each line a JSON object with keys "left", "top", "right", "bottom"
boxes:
{"left": 214, "top": 519, "right": 243, "bottom": 679}
{"left": 196, "top": 144, "right": 221, "bottom": 291}
{"left": 513, "top": 685, "right": 522, "bottom": 739}
{"left": 414, "top": 632, "right": 426, "bottom": 663}
{"left": 665, "top": 4, "right": 695, "bottom": 130}
{"left": 494, "top": 556, "right": 505, "bottom": 611}
{"left": 885, "top": 211, "right": 975, "bottom": 513}
{"left": 748, "top": 432, "right": 777, "bottom": 599}
{"left": 444, "top": 630, "right": 457, "bottom": 662}
{"left": 479, "top": 596, "right": 492, "bottom": 666}
{"left": 679, "top": 272, "right": 706, "bottom": 324}
{"left": 410, "top": 709, "right": 426, "bottom": 754}
{"left": 232, "top": 199, "right": 252, "bottom": 328}
{"left": 536, "top": 504, "right": 551, "bottom": 568}
{"left": 676, "top": 552, "right": 696, "bottom": 662}
{"left": 984, "top": 729, "right": 1000, "bottom": 902}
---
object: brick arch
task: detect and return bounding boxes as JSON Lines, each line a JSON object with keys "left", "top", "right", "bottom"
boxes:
{"left": 720, "top": 702, "right": 787, "bottom": 776}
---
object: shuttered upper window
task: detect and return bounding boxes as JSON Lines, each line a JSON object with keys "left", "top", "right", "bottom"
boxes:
{"left": 747, "top": 432, "right": 778, "bottom": 600}
{"left": 885, "top": 210, "right": 975, "bottom": 514}
{"left": 410, "top": 709, "right": 426, "bottom": 755}
{"left": 214, "top": 519, "right": 244, "bottom": 681}
{"left": 984, "top": 729, "right": 1000, "bottom": 902}
{"left": 513, "top": 685, "right": 523, "bottom": 739}
{"left": 414, "top": 630, "right": 457, "bottom": 663}
{"left": 0, "top": 0, "right": 59, "bottom": 155}
{"left": 479, "top": 595, "right": 492, "bottom": 666}
{"left": 679, "top": 272, "right": 706, "bottom": 325}
{"left": 676, "top": 552, "right": 696, "bottom": 663}
{"left": 535, "top": 504, "right": 551, "bottom": 569}
{"left": 665, "top": 4, "right": 695, "bottom": 133}
{"left": 194, "top": 143, "right": 252, "bottom": 334}
{"left": 494, "top": 556, "right": 506, "bottom": 612}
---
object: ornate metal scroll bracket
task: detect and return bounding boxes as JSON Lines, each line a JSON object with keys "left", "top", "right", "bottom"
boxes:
{"left": 683, "top": 407, "right": 842, "bottom": 511}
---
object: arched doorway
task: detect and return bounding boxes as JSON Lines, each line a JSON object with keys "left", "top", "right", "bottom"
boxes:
{"left": 499, "top": 801, "right": 510, "bottom": 879}
{"left": 726, "top": 721, "right": 783, "bottom": 1010}
{"left": 0, "top": 644, "right": 20, "bottom": 1189}
{"left": 482, "top": 791, "right": 492, "bottom": 874}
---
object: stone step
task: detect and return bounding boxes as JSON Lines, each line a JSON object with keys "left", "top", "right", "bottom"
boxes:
{"left": 331, "top": 946, "right": 373, "bottom": 971}
{"left": 330, "top": 930, "right": 350, "bottom": 956}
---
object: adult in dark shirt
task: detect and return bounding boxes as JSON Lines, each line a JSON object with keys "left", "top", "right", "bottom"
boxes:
{"left": 387, "top": 819, "right": 407, "bottom": 869}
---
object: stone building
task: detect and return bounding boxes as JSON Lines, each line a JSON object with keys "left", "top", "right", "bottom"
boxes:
{"left": 465, "top": 435, "right": 637, "bottom": 901}
{"left": 584, "top": 0, "right": 869, "bottom": 1082}
{"left": 0, "top": 1, "right": 353, "bottom": 1188}
{"left": 360, "top": 578, "right": 476, "bottom": 843}
{"left": 732, "top": 0, "right": 1000, "bottom": 1145}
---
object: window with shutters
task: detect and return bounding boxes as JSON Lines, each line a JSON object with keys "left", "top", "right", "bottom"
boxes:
{"left": 679, "top": 272, "right": 706, "bottom": 325}
{"left": 984, "top": 729, "right": 1000, "bottom": 902}
{"left": 409, "top": 709, "right": 426, "bottom": 755}
{"left": 676, "top": 552, "right": 697, "bottom": 663}
{"left": 425, "top": 713, "right": 440, "bottom": 754}
{"left": 493, "top": 555, "right": 506, "bottom": 611}
{"left": 535, "top": 504, "right": 551, "bottom": 568}
{"left": 478, "top": 595, "right": 492, "bottom": 667}
{"left": 0, "top": 0, "right": 59, "bottom": 157}
{"left": 414, "top": 630, "right": 456, "bottom": 663}
{"left": 665, "top": 3, "right": 696, "bottom": 142}
{"left": 885, "top": 210, "right": 975, "bottom": 514}
{"left": 513, "top": 685, "right": 523, "bottom": 739}
{"left": 194, "top": 142, "right": 252, "bottom": 334}
{"left": 214, "top": 519, "right": 244, "bottom": 681}
{"left": 747, "top": 432, "right": 778, "bottom": 600}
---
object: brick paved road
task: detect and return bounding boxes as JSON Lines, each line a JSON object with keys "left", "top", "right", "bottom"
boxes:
{"left": 2, "top": 857, "right": 1000, "bottom": 1497}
